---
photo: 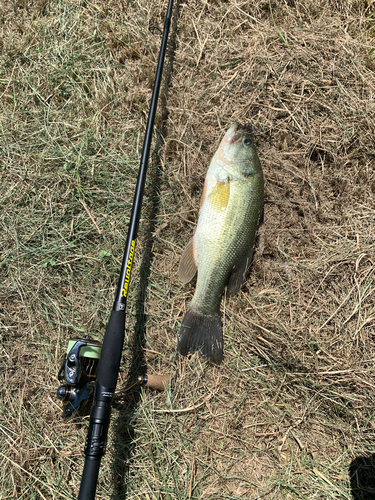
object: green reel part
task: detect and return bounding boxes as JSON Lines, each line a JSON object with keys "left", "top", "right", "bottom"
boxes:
{"left": 67, "top": 339, "right": 102, "bottom": 359}
{"left": 57, "top": 338, "right": 103, "bottom": 419}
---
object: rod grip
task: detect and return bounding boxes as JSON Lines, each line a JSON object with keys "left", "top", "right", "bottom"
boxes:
{"left": 78, "top": 458, "right": 101, "bottom": 500}
{"left": 96, "top": 310, "right": 125, "bottom": 389}
{"left": 145, "top": 374, "right": 170, "bottom": 391}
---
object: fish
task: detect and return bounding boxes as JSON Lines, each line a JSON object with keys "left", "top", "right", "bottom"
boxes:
{"left": 177, "top": 122, "right": 264, "bottom": 365}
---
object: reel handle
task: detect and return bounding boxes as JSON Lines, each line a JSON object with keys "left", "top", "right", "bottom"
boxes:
{"left": 144, "top": 374, "right": 170, "bottom": 391}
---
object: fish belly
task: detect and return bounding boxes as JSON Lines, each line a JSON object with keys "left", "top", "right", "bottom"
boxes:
{"left": 191, "top": 178, "right": 263, "bottom": 316}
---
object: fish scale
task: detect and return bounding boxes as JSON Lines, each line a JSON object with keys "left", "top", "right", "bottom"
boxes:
{"left": 177, "top": 122, "right": 264, "bottom": 364}
{"left": 193, "top": 190, "right": 258, "bottom": 313}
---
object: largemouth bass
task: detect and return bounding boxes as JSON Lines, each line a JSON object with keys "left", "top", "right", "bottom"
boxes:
{"left": 177, "top": 122, "right": 264, "bottom": 364}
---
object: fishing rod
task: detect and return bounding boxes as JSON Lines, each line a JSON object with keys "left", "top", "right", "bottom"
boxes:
{"left": 56, "top": 1, "right": 175, "bottom": 498}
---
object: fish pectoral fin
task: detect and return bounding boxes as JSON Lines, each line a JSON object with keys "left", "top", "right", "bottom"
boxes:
{"left": 178, "top": 237, "right": 198, "bottom": 284}
{"left": 226, "top": 248, "right": 254, "bottom": 295}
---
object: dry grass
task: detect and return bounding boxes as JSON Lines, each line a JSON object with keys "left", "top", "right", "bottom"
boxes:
{"left": 1, "top": 0, "right": 375, "bottom": 498}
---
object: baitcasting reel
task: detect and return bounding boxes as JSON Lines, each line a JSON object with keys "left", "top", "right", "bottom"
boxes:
{"left": 57, "top": 337, "right": 171, "bottom": 419}
{"left": 57, "top": 338, "right": 102, "bottom": 419}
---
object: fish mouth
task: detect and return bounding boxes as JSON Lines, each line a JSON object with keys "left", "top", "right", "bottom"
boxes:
{"left": 225, "top": 122, "right": 256, "bottom": 144}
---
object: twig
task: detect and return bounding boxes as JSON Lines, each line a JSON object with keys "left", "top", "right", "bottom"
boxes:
{"left": 79, "top": 198, "right": 102, "bottom": 235}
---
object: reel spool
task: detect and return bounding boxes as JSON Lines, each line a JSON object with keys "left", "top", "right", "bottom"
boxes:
{"left": 57, "top": 338, "right": 102, "bottom": 419}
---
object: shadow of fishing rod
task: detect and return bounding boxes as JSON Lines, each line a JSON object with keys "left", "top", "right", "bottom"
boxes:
{"left": 110, "top": 2, "right": 181, "bottom": 498}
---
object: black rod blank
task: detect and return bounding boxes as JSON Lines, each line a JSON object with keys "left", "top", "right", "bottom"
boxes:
{"left": 113, "top": 0, "right": 174, "bottom": 313}
{"left": 77, "top": 1, "right": 174, "bottom": 498}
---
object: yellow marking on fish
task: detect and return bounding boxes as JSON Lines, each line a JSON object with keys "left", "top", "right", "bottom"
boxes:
{"left": 208, "top": 180, "right": 230, "bottom": 211}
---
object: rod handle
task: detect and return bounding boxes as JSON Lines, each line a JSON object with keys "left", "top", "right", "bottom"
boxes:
{"left": 78, "top": 457, "right": 101, "bottom": 500}
{"left": 144, "top": 374, "right": 170, "bottom": 391}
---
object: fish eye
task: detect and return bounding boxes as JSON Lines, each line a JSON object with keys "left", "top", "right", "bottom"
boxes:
{"left": 243, "top": 138, "right": 252, "bottom": 146}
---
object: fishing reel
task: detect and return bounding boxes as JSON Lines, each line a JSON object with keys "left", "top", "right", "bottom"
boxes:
{"left": 57, "top": 337, "right": 171, "bottom": 419}
{"left": 57, "top": 338, "right": 102, "bottom": 419}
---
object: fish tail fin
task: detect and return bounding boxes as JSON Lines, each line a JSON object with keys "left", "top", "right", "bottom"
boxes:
{"left": 177, "top": 308, "right": 223, "bottom": 365}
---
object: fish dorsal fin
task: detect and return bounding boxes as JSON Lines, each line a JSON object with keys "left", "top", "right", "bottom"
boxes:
{"left": 178, "top": 237, "right": 198, "bottom": 284}
{"left": 208, "top": 180, "right": 230, "bottom": 211}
